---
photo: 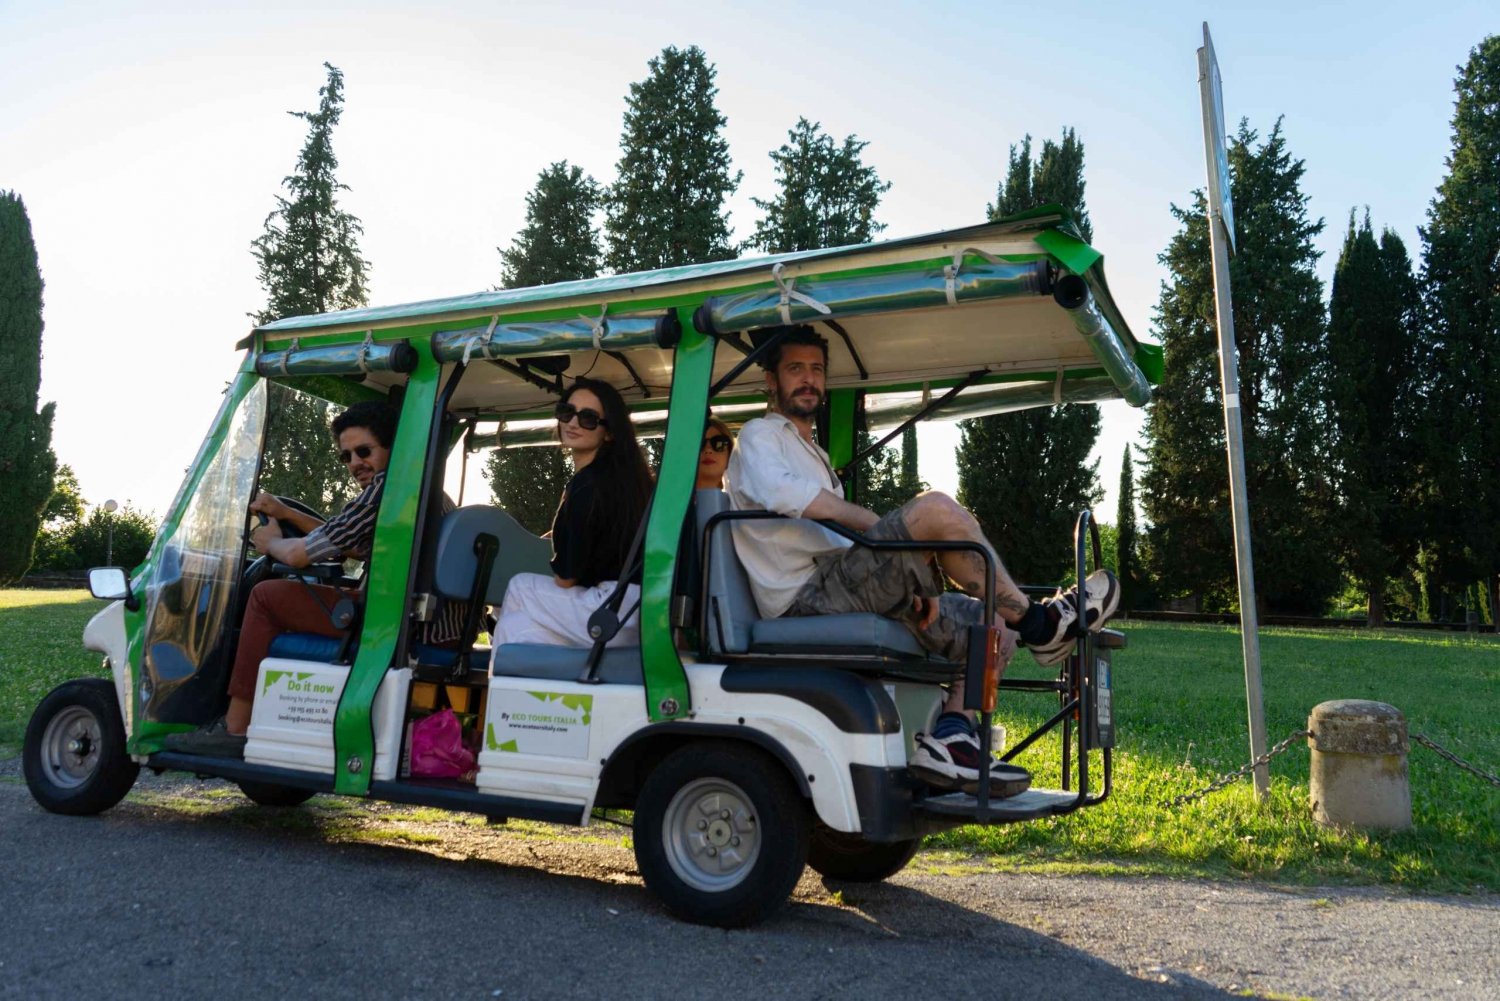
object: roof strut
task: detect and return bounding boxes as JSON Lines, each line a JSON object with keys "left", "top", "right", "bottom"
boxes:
{"left": 707, "top": 326, "right": 794, "bottom": 399}
{"left": 836, "top": 369, "right": 987, "bottom": 479}
{"left": 605, "top": 350, "right": 652, "bottom": 399}
{"left": 824, "top": 319, "right": 868, "bottom": 381}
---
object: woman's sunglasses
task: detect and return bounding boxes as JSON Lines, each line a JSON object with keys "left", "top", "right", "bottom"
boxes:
{"left": 555, "top": 402, "right": 607, "bottom": 431}
{"left": 701, "top": 435, "right": 732, "bottom": 454}
{"left": 338, "top": 444, "right": 376, "bottom": 465}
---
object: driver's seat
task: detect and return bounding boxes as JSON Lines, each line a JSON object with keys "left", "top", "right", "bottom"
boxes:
{"left": 265, "top": 506, "right": 551, "bottom": 671}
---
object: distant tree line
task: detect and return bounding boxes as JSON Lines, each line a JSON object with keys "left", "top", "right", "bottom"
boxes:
{"left": 7, "top": 37, "right": 1498, "bottom": 634}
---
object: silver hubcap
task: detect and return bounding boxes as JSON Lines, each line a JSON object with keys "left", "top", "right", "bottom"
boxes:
{"left": 661, "top": 777, "right": 760, "bottom": 892}
{"left": 40, "top": 706, "right": 102, "bottom": 790}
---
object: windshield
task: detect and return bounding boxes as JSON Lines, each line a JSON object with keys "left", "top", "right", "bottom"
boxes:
{"left": 140, "top": 379, "right": 267, "bottom": 722}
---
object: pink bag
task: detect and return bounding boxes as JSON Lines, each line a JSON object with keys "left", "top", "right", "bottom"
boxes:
{"left": 409, "top": 709, "right": 477, "bottom": 779}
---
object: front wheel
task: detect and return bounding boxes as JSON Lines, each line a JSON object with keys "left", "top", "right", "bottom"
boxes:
{"left": 23, "top": 678, "right": 139, "bottom": 816}
{"left": 807, "top": 825, "right": 921, "bottom": 882}
{"left": 633, "top": 742, "right": 809, "bottom": 928}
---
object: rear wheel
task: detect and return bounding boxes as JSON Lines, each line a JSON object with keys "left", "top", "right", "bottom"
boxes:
{"left": 634, "top": 742, "right": 809, "bottom": 928}
{"left": 23, "top": 678, "right": 139, "bottom": 816}
{"left": 807, "top": 825, "right": 921, "bottom": 882}
{"left": 236, "top": 780, "right": 317, "bottom": 808}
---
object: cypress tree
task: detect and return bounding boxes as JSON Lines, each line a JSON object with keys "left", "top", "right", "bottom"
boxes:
{"left": 0, "top": 190, "right": 57, "bottom": 584}
{"left": 1419, "top": 36, "right": 1500, "bottom": 628}
{"left": 958, "top": 129, "right": 1102, "bottom": 584}
{"left": 1326, "top": 211, "right": 1421, "bottom": 625}
{"left": 746, "top": 118, "right": 891, "bottom": 253}
{"left": 604, "top": 46, "right": 740, "bottom": 272}
{"left": 250, "top": 64, "right": 370, "bottom": 513}
{"left": 499, "top": 162, "right": 602, "bottom": 289}
{"left": 1142, "top": 119, "right": 1337, "bottom": 613}
{"left": 487, "top": 162, "right": 601, "bottom": 533}
{"left": 1116, "top": 447, "right": 1138, "bottom": 611}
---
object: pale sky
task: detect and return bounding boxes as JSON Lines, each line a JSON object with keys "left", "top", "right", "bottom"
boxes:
{"left": 2, "top": 0, "right": 1486, "bottom": 525}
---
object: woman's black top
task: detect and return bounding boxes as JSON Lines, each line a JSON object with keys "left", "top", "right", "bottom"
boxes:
{"left": 549, "top": 463, "right": 640, "bottom": 588}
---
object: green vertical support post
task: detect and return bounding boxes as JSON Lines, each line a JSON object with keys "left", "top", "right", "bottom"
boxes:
{"left": 332, "top": 353, "right": 441, "bottom": 795}
{"left": 640, "top": 307, "right": 717, "bottom": 720}
{"left": 827, "top": 389, "right": 857, "bottom": 501}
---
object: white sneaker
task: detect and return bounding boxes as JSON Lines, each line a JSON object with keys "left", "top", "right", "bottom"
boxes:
{"left": 1028, "top": 569, "right": 1120, "bottom": 666}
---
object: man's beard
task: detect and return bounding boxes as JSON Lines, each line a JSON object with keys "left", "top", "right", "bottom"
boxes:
{"left": 776, "top": 382, "right": 823, "bottom": 418}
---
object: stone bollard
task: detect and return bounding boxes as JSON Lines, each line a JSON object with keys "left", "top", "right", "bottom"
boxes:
{"left": 1307, "top": 700, "right": 1412, "bottom": 831}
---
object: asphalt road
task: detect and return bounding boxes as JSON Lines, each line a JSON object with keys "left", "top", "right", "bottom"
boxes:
{"left": 1, "top": 769, "right": 1495, "bottom": 1001}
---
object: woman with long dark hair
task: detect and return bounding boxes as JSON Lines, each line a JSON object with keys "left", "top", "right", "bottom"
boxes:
{"left": 493, "top": 377, "right": 653, "bottom": 647}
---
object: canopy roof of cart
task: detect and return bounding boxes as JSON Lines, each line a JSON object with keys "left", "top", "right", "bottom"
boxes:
{"left": 245, "top": 206, "right": 1161, "bottom": 418}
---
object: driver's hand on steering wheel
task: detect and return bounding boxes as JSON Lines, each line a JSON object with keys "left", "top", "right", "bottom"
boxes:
{"left": 249, "top": 492, "right": 291, "bottom": 522}
{"left": 250, "top": 518, "right": 284, "bottom": 554}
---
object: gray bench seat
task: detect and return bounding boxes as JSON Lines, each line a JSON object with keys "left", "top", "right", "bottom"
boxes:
{"left": 491, "top": 644, "right": 644, "bottom": 685}
{"left": 748, "top": 613, "right": 929, "bottom": 659}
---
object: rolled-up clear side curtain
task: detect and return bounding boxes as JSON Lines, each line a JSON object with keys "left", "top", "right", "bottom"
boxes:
{"left": 255, "top": 337, "right": 417, "bottom": 377}
{"left": 430, "top": 315, "right": 660, "bottom": 364}
{"left": 469, "top": 378, "right": 1121, "bottom": 449}
{"left": 1054, "top": 274, "right": 1153, "bottom": 407}
{"left": 698, "top": 258, "right": 1051, "bottom": 333}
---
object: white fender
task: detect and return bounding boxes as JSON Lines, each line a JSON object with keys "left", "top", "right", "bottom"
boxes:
{"left": 82, "top": 600, "right": 132, "bottom": 737}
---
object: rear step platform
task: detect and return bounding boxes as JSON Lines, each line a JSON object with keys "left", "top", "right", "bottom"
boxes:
{"left": 915, "top": 787, "right": 1085, "bottom": 824}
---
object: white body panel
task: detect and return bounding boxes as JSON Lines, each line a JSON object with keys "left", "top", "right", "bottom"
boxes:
{"left": 477, "top": 662, "right": 925, "bottom": 833}
{"left": 82, "top": 600, "right": 132, "bottom": 738}
{"left": 244, "top": 660, "right": 410, "bottom": 781}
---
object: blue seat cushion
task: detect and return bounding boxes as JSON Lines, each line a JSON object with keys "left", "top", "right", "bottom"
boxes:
{"left": 265, "top": 633, "right": 490, "bottom": 671}
{"left": 491, "top": 644, "right": 644, "bottom": 685}
{"left": 749, "top": 613, "right": 933, "bottom": 660}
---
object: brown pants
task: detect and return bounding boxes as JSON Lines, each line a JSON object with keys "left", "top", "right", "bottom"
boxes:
{"left": 227, "top": 579, "right": 356, "bottom": 700}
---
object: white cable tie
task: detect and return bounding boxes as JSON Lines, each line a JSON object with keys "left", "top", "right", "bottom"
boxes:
{"left": 1225, "top": 392, "right": 1240, "bottom": 410}
{"left": 464, "top": 315, "right": 501, "bottom": 366}
{"left": 584, "top": 304, "right": 609, "bottom": 349}
{"left": 944, "top": 247, "right": 1003, "bottom": 307}
{"left": 772, "top": 262, "right": 832, "bottom": 324}
{"left": 356, "top": 331, "right": 374, "bottom": 374}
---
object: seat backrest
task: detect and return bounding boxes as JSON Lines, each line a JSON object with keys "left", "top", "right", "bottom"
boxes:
{"left": 695, "top": 489, "right": 761, "bottom": 654}
{"left": 433, "top": 505, "right": 551, "bottom": 605}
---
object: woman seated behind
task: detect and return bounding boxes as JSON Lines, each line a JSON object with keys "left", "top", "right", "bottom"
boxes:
{"left": 493, "top": 377, "right": 653, "bottom": 648}
{"left": 697, "top": 414, "right": 733, "bottom": 490}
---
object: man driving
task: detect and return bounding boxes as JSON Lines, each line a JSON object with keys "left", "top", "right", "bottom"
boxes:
{"left": 166, "top": 400, "right": 468, "bottom": 757}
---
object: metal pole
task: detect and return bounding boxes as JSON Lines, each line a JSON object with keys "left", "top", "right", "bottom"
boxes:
{"left": 1199, "top": 26, "right": 1269, "bottom": 800}
{"left": 103, "top": 498, "right": 118, "bottom": 567}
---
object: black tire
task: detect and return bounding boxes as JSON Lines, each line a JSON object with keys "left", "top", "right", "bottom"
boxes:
{"left": 634, "top": 741, "right": 809, "bottom": 928}
{"left": 23, "top": 678, "right": 139, "bottom": 816}
{"left": 236, "top": 780, "right": 317, "bottom": 808}
{"left": 807, "top": 824, "right": 921, "bottom": 882}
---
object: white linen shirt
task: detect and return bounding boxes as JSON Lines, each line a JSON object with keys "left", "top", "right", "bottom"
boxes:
{"left": 725, "top": 412, "right": 852, "bottom": 618}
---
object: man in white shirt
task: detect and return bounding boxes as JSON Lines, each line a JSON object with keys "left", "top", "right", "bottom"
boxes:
{"left": 726, "top": 326, "right": 1118, "bottom": 792}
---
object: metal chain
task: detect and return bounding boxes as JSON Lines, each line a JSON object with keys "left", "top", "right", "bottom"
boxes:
{"left": 1163, "top": 728, "right": 1311, "bottom": 808}
{"left": 1412, "top": 733, "right": 1500, "bottom": 787}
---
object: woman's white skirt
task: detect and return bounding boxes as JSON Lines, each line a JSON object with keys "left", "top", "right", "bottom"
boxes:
{"left": 492, "top": 573, "right": 641, "bottom": 648}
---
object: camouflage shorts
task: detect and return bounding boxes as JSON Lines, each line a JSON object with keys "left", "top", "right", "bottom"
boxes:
{"left": 784, "top": 506, "right": 985, "bottom": 662}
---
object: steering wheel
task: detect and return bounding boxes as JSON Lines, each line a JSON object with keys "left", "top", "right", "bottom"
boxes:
{"left": 243, "top": 495, "right": 327, "bottom": 589}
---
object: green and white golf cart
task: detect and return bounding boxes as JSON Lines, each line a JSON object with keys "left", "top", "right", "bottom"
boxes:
{"left": 24, "top": 206, "right": 1158, "bottom": 927}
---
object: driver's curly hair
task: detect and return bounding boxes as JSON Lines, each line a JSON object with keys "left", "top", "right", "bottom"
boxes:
{"left": 332, "top": 400, "right": 398, "bottom": 449}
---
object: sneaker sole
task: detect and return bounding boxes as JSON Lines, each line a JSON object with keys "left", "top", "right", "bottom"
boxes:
{"left": 1084, "top": 570, "right": 1120, "bottom": 633}
{"left": 959, "top": 766, "right": 1032, "bottom": 799}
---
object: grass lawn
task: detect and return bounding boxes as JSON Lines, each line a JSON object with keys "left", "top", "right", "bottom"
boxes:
{"left": 0, "top": 589, "right": 109, "bottom": 752}
{"left": 938, "top": 619, "right": 1500, "bottom": 893}
{"left": 3, "top": 589, "right": 1497, "bottom": 892}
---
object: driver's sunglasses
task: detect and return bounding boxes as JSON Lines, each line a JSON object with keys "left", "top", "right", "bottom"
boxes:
{"left": 555, "top": 402, "right": 607, "bottom": 431}
{"left": 701, "top": 435, "right": 732, "bottom": 454}
{"left": 338, "top": 444, "right": 375, "bottom": 465}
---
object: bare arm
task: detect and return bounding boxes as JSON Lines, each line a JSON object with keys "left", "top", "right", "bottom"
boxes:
{"left": 249, "top": 492, "right": 325, "bottom": 535}
{"left": 801, "top": 488, "right": 880, "bottom": 533}
{"left": 250, "top": 522, "right": 311, "bottom": 568}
